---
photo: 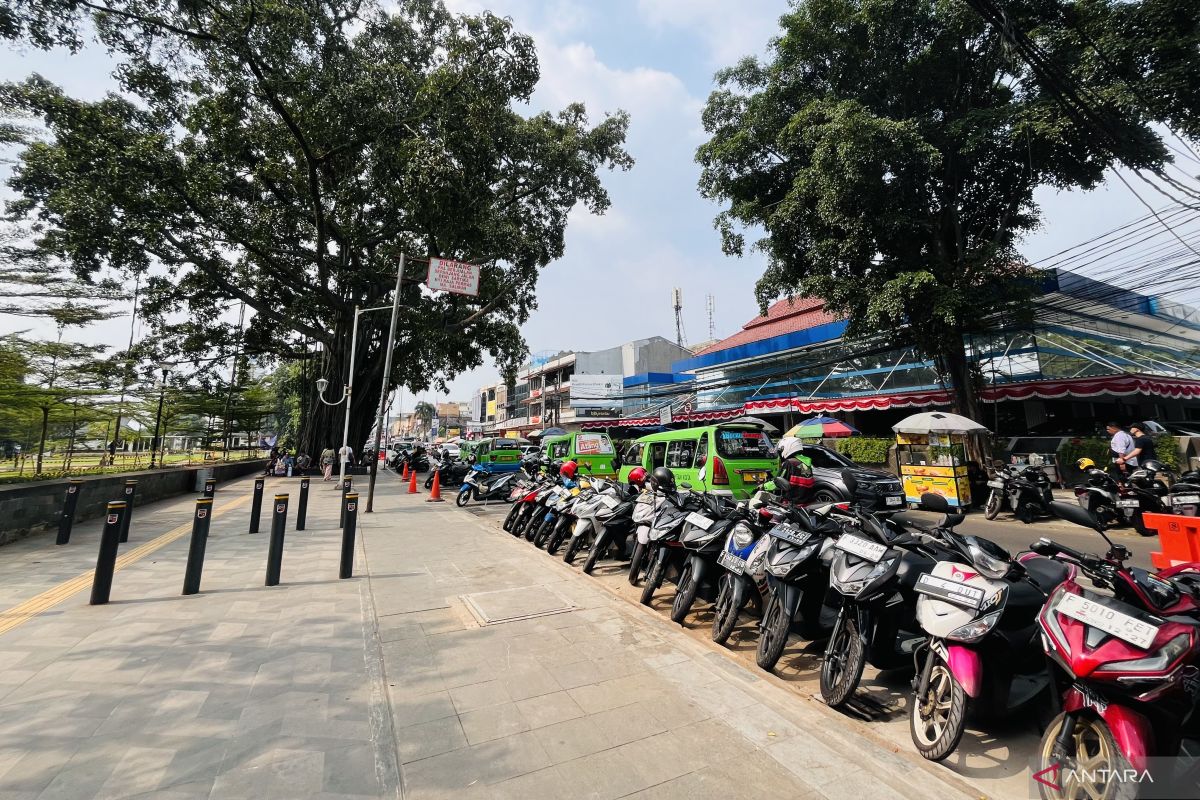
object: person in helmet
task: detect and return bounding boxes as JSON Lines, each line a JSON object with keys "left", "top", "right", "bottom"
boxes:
{"left": 627, "top": 466, "right": 647, "bottom": 492}
{"left": 775, "top": 437, "right": 815, "bottom": 504}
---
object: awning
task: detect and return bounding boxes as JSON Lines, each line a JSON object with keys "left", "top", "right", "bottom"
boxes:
{"left": 579, "top": 407, "right": 743, "bottom": 430}
{"left": 741, "top": 374, "right": 1200, "bottom": 415}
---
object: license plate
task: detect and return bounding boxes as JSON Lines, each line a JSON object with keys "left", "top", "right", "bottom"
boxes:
{"left": 571, "top": 488, "right": 580, "bottom": 496}
{"left": 742, "top": 471, "right": 768, "bottom": 484}
{"left": 885, "top": 495, "right": 903, "bottom": 506}
{"left": 685, "top": 512, "right": 714, "bottom": 530}
{"left": 1118, "top": 499, "right": 1141, "bottom": 508}
{"left": 768, "top": 523, "right": 810, "bottom": 547}
{"left": 835, "top": 534, "right": 888, "bottom": 563}
{"left": 717, "top": 549, "right": 747, "bottom": 575}
{"left": 1057, "top": 593, "right": 1159, "bottom": 649}
{"left": 915, "top": 573, "right": 985, "bottom": 609}
{"left": 987, "top": 480, "right": 1006, "bottom": 489}
{"left": 1172, "top": 494, "right": 1200, "bottom": 505}
{"left": 601, "top": 495, "right": 620, "bottom": 509}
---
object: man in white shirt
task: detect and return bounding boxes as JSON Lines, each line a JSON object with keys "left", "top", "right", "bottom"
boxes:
{"left": 338, "top": 444, "right": 354, "bottom": 468}
{"left": 1106, "top": 422, "right": 1134, "bottom": 477}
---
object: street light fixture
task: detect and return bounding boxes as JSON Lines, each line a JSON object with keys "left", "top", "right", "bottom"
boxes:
{"left": 149, "top": 362, "right": 172, "bottom": 469}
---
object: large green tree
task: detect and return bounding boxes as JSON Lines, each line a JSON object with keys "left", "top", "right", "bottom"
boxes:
{"left": 697, "top": 0, "right": 1183, "bottom": 421}
{"left": 2, "top": 0, "right": 631, "bottom": 453}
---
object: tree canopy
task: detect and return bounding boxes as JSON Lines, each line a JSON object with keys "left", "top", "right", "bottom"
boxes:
{"left": 2, "top": 0, "right": 632, "bottom": 451}
{"left": 697, "top": 0, "right": 1192, "bottom": 419}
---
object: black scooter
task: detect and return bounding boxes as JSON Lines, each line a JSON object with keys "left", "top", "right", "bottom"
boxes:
{"left": 984, "top": 461, "right": 1053, "bottom": 523}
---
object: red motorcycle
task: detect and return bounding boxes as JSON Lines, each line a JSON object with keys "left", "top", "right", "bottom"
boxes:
{"left": 1032, "top": 501, "right": 1200, "bottom": 799}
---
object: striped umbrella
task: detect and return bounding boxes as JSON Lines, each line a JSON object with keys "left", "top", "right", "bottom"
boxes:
{"left": 784, "top": 416, "right": 860, "bottom": 439}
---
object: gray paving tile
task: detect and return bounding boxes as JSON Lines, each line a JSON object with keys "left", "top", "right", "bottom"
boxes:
{"left": 514, "top": 691, "right": 585, "bottom": 730}
{"left": 398, "top": 716, "right": 466, "bottom": 764}
{"left": 458, "top": 703, "right": 531, "bottom": 745}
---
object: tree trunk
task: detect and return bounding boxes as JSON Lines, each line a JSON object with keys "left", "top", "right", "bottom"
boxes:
{"left": 36, "top": 406, "right": 49, "bottom": 475}
{"left": 941, "top": 333, "right": 992, "bottom": 463}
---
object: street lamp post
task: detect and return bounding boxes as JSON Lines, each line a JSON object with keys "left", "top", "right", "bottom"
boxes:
{"left": 149, "top": 363, "right": 171, "bottom": 469}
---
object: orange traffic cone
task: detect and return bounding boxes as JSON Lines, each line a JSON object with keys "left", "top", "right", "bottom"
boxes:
{"left": 426, "top": 470, "right": 444, "bottom": 502}
{"left": 408, "top": 469, "right": 419, "bottom": 494}
{"left": 401, "top": 462, "right": 409, "bottom": 480}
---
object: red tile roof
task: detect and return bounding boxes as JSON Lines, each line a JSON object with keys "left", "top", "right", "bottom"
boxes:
{"left": 694, "top": 297, "right": 839, "bottom": 356}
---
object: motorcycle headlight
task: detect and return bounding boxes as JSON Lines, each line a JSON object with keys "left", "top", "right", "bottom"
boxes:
{"left": 946, "top": 610, "right": 1003, "bottom": 643}
{"left": 1094, "top": 632, "right": 1191, "bottom": 675}
{"left": 831, "top": 556, "right": 897, "bottom": 597}
{"left": 966, "top": 538, "right": 1011, "bottom": 580}
{"left": 731, "top": 523, "right": 754, "bottom": 549}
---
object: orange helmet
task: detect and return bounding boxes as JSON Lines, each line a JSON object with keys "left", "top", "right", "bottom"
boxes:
{"left": 627, "top": 466, "right": 647, "bottom": 488}
{"left": 560, "top": 460, "right": 578, "bottom": 479}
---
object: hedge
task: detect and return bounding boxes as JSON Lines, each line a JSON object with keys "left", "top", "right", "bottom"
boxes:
{"left": 834, "top": 437, "right": 892, "bottom": 465}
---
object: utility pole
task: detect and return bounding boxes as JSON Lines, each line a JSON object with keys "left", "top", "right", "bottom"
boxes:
{"left": 673, "top": 287, "right": 686, "bottom": 349}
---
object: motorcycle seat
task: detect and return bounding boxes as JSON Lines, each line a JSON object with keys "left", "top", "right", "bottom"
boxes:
{"left": 1022, "top": 557, "right": 1071, "bottom": 594}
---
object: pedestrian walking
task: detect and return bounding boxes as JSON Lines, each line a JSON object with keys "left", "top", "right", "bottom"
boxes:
{"left": 296, "top": 451, "right": 312, "bottom": 475}
{"left": 320, "top": 445, "right": 335, "bottom": 481}
{"left": 339, "top": 444, "right": 354, "bottom": 473}
{"left": 1124, "top": 422, "right": 1157, "bottom": 469}
{"left": 1106, "top": 421, "right": 1134, "bottom": 479}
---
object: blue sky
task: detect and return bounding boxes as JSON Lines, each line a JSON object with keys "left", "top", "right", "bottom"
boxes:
{"left": 0, "top": 0, "right": 1187, "bottom": 409}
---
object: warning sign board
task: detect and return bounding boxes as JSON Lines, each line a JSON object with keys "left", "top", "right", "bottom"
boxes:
{"left": 426, "top": 258, "right": 481, "bottom": 297}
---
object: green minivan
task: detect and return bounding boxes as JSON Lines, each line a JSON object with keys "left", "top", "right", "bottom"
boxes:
{"left": 617, "top": 424, "right": 780, "bottom": 498}
{"left": 542, "top": 432, "right": 619, "bottom": 477}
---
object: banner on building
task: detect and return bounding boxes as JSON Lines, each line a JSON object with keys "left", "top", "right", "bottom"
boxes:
{"left": 570, "top": 374, "right": 623, "bottom": 409}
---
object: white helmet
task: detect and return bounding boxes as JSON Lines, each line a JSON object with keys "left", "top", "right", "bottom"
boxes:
{"left": 778, "top": 436, "right": 804, "bottom": 460}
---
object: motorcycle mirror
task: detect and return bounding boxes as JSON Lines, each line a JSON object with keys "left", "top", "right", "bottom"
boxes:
{"left": 1030, "top": 537, "right": 1057, "bottom": 557}
{"left": 1050, "top": 500, "right": 1122, "bottom": 552}
{"left": 680, "top": 482, "right": 693, "bottom": 490}
{"left": 697, "top": 467, "right": 707, "bottom": 483}
{"left": 841, "top": 468, "right": 858, "bottom": 495}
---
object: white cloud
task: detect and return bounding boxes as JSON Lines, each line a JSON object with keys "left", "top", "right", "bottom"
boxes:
{"left": 635, "top": 0, "right": 788, "bottom": 66}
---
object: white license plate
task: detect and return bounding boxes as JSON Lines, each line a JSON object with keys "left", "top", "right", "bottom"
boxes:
{"left": 685, "top": 512, "right": 714, "bottom": 531}
{"left": 768, "top": 523, "right": 810, "bottom": 547}
{"left": 1057, "top": 592, "right": 1159, "bottom": 649}
{"left": 835, "top": 534, "right": 888, "bottom": 563}
{"left": 915, "top": 573, "right": 985, "bottom": 609}
{"left": 601, "top": 495, "right": 621, "bottom": 509}
{"left": 717, "top": 550, "right": 746, "bottom": 575}
{"left": 1172, "top": 494, "right": 1200, "bottom": 505}
{"left": 885, "top": 495, "right": 903, "bottom": 506}
{"left": 1118, "top": 499, "right": 1141, "bottom": 508}
{"left": 987, "top": 480, "right": 1006, "bottom": 489}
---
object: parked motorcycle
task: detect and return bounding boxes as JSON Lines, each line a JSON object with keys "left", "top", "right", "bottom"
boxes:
{"left": 1035, "top": 501, "right": 1200, "bottom": 799}
{"left": 581, "top": 469, "right": 647, "bottom": 574}
{"left": 456, "top": 464, "right": 521, "bottom": 507}
{"left": 984, "top": 461, "right": 1054, "bottom": 522}
{"left": 564, "top": 479, "right": 637, "bottom": 566}
{"left": 630, "top": 468, "right": 704, "bottom": 605}
{"left": 1118, "top": 460, "right": 1171, "bottom": 535}
{"left": 502, "top": 458, "right": 550, "bottom": 533}
{"left": 426, "top": 458, "right": 471, "bottom": 490}
{"left": 908, "top": 493, "right": 1073, "bottom": 761}
{"left": 1169, "top": 468, "right": 1200, "bottom": 517}
{"left": 1072, "top": 457, "right": 1124, "bottom": 528}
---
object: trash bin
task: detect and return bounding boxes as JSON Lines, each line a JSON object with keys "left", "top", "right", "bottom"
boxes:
{"left": 194, "top": 467, "right": 215, "bottom": 492}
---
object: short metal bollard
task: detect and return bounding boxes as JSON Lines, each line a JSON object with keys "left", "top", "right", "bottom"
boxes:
{"left": 90, "top": 501, "right": 126, "bottom": 605}
{"left": 56, "top": 479, "right": 85, "bottom": 545}
{"left": 182, "top": 498, "right": 214, "bottom": 595}
{"left": 296, "top": 478, "right": 310, "bottom": 531}
{"left": 340, "top": 477, "right": 353, "bottom": 527}
{"left": 117, "top": 479, "right": 138, "bottom": 543}
{"left": 340, "top": 492, "right": 359, "bottom": 579}
{"left": 249, "top": 478, "right": 265, "bottom": 533}
{"left": 265, "top": 493, "right": 288, "bottom": 586}
{"left": 203, "top": 478, "right": 216, "bottom": 498}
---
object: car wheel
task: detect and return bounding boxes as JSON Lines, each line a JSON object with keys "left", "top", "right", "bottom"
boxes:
{"left": 813, "top": 488, "right": 842, "bottom": 505}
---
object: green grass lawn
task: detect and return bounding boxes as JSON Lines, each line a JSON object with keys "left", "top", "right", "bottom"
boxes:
{"left": 0, "top": 450, "right": 262, "bottom": 483}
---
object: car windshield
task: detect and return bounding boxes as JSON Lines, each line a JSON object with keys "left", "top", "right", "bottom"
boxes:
{"left": 715, "top": 428, "right": 776, "bottom": 459}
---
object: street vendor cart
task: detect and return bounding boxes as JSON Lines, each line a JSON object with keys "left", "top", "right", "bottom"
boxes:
{"left": 893, "top": 411, "right": 989, "bottom": 508}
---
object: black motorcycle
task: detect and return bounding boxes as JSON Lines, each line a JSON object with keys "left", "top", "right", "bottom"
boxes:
{"left": 984, "top": 461, "right": 1053, "bottom": 523}
{"left": 631, "top": 487, "right": 704, "bottom": 606}
{"left": 426, "top": 458, "right": 470, "bottom": 489}
{"left": 1169, "top": 468, "right": 1200, "bottom": 517}
{"left": 1118, "top": 460, "right": 1170, "bottom": 535}
{"left": 1072, "top": 463, "right": 1123, "bottom": 528}
{"left": 669, "top": 489, "right": 743, "bottom": 624}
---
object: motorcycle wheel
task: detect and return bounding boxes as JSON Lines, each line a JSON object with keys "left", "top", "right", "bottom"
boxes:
{"left": 909, "top": 653, "right": 967, "bottom": 761}
{"left": 547, "top": 518, "right": 572, "bottom": 555}
{"left": 455, "top": 491, "right": 470, "bottom": 508}
{"left": 502, "top": 502, "right": 521, "bottom": 533}
{"left": 1130, "top": 509, "right": 1155, "bottom": 536}
{"left": 563, "top": 532, "right": 586, "bottom": 566}
{"left": 711, "top": 574, "right": 740, "bottom": 645}
{"left": 820, "top": 614, "right": 866, "bottom": 708}
{"left": 984, "top": 490, "right": 1001, "bottom": 520}
{"left": 522, "top": 511, "right": 541, "bottom": 541}
{"left": 756, "top": 592, "right": 792, "bottom": 671}
{"left": 1036, "top": 713, "right": 1137, "bottom": 800}
{"left": 425, "top": 475, "right": 434, "bottom": 490}
{"left": 627, "top": 541, "right": 647, "bottom": 586}
{"left": 639, "top": 549, "right": 666, "bottom": 606}
{"left": 582, "top": 531, "right": 608, "bottom": 575}
{"left": 533, "top": 517, "right": 554, "bottom": 548}
{"left": 670, "top": 559, "right": 700, "bottom": 624}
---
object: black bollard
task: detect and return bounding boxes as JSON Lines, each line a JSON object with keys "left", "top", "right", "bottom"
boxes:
{"left": 56, "top": 479, "right": 84, "bottom": 545}
{"left": 182, "top": 498, "right": 214, "bottom": 595}
{"left": 90, "top": 501, "right": 126, "bottom": 605}
{"left": 340, "top": 492, "right": 359, "bottom": 579}
{"left": 249, "top": 478, "right": 265, "bottom": 533}
{"left": 265, "top": 493, "right": 289, "bottom": 586}
{"left": 296, "top": 478, "right": 310, "bottom": 531}
{"left": 340, "top": 477, "right": 353, "bottom": 527}
{"left": 203, "top": 478, "right": 216, "bottom": 498}
{"left": 117, "top": 480, "right": 138, "bottom": 543}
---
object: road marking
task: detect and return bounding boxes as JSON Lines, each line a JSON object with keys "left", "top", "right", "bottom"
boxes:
{"left": 0, "top": 491, "right": 255, "bottom": 638}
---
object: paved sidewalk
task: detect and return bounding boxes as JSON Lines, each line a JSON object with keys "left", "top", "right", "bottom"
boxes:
{"left": 360, "top": 489, "right": 977, "bottom": 800}
{"left": 0, "top": 474, "right": 397, "bottom": 799}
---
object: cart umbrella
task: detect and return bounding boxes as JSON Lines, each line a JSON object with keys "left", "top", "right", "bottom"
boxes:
{"left": 785, "top": 416, "right": 860, "bottom": 439}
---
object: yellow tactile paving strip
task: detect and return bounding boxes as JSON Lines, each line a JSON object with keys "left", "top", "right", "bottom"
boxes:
{"left": 0, "top": 490, "right": 254, "bottom": 638}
